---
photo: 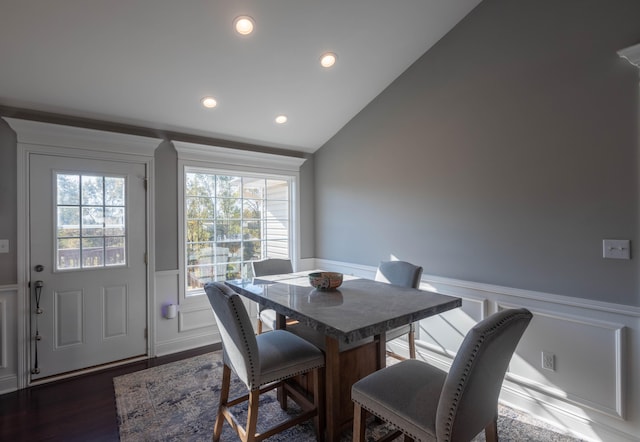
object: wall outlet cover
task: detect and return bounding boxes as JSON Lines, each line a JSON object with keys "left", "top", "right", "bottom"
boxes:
{"left": 602, "top": 239, "right": 630, "bottom": 260}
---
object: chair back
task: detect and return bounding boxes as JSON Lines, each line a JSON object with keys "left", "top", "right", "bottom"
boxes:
{"left": 252, "top": 258, "right": 293, "bottom": 277}
{"left": 375, "top": 260, "right": 423, "bottom": 289}
{"left": 205, "top": 282, "right": 259, "bottom": 389}
{"left": 436, "top": 308, "right": 532, "bottom": 441}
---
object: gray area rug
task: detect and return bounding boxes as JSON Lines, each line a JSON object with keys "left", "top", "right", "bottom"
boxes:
{"left": 114, "top": 351, "right": 583, "bottom": 441}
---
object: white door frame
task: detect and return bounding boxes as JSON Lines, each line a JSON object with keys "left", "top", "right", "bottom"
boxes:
{"left": 8, "top": 118, "right": 161, "bottom": 388}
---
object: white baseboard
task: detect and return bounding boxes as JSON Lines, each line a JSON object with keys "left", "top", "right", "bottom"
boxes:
{"left": 0, "top": 375, "right": 17, "bottom": 395}
{"left": 154, "top": 331, "right": 220, "bottom": 357}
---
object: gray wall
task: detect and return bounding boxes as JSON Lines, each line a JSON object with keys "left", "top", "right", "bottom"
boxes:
{"left": 0, "top": 120, "right": 17, "bottom": 284}
{"left": 299, "top": 155, "right": 315, "bottom": 259}
{"left": 314, "top": 0, "right": 640, "bottom": 306}
{"left": 154, "top": 141, "right": 179, "bottom": 271}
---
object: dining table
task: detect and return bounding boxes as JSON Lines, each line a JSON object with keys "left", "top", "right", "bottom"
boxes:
{"left": 225, "top": 271, "right": 462, "bottom": 442}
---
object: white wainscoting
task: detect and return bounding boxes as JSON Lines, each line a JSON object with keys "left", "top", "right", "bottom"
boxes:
{"left": 0, "top": 285, "right": 18, "bottom": 394}
{"left": 154, "top": 270, "right": 219, "bottom": 356}
{"left": 315, "top": 259, "right": 640, "bottom": 442}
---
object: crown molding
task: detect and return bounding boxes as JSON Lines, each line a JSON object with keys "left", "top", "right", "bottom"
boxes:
{"left": 4, "top": 117, "right": 161, "bottom": 157}
{"left": 173, "top": 140, "right": 306, "bottom": 172}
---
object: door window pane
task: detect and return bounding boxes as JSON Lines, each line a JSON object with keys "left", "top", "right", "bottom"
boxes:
{"left": 81, "top": 176, "right": 104, "bottom": 205}
{"left": 57, "top": 207, "right": 80, "bottom": 237}
{"left": 57, "top": 174, "right": 79, "bottom": 205}
{"left": 105, "top": 237, "right": 126, "bottom": 266}
{"left": 105, "top": 177, "right": 125, "bottom": 206}
{"left": 105, "top": 207, "right": 125, "bottom": 236}
{"left": 55, "top": 173, "right": 127, "bottom": 271}
{"left": 82, "top": 237, "right": 104, "bottom": 267}
{"left": 57, "top": 238, "right": 80, "bottom": 270}
{"left": 82, "top": 207, "right": 104, "bottom": 236}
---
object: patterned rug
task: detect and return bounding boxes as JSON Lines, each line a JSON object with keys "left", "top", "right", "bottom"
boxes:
{"left": 114, "top": 351, "right": 583, "bottom": 441}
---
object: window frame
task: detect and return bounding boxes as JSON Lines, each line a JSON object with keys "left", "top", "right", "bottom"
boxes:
{"left": 183, "top": 168, "right": 293, "bottom": 295}
{"left": 175, "top": 141, "right": 305, "bottom": 305}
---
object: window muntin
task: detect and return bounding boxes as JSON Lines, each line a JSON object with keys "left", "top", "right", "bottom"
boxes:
{"left": 185, "top": 170, "right": 291, "bottom": 295}
{"left": 55, "top": 173, "right": 127, "bottom": 270}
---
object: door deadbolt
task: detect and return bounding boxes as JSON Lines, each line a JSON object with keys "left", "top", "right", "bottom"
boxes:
{"left": 34, "top": 265, "right": 44, "bottom": 272}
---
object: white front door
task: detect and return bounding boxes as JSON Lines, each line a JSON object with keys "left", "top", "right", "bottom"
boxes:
{"left": 29, "top": 153, "right": 148, "bottom": 380}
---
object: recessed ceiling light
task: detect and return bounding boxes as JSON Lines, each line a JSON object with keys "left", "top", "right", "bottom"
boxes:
{"left": 201, "top": 96, "right": 217, "bottom": 108}
{"left": 320, "top": 52, "right": 337, "bottom": 68}
{"left": 234, "top": 16, "right": 255, "bottom": 36}
{"left": 275, "top": 115, "right": 288, "bottom": 124}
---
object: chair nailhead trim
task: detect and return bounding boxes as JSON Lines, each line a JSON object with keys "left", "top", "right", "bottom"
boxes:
{"left": 228, "top": 293, "right": 258, "bottom": 386}
{"left": 352, "top": 399, "right": 422, "bottom": 442}
{"left": 255, "top": 365, "right": 324, "bottom": 389}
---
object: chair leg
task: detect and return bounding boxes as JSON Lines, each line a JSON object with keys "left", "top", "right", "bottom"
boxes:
{"left": 278, "top": 385, "right": 288, "bottom": 411}
{"left": 213, "top": 364, "right": 231, "bottom": 442}
{"left": 408, "top": 329, "right": 416, "bottom": 359}
{"left": 485, "top": 416, "right": 498, "bottom": 442}
{"left": 245, "top": 389, "right": 261, "bottom": 442}
{"left": 352, "top": 403, "right": 366, "bottom": 442}
{"left": 257, "top": 318, "right": 263, "bottom": 334}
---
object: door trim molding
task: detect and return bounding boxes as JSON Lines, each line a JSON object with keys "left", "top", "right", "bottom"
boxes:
{"left": 8, "top": 118, "right": 161, "bottom": 388}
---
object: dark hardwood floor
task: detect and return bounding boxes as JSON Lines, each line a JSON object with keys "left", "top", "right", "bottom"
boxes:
{"left": 0, "top": 344, "right": 220, "bottom": 441}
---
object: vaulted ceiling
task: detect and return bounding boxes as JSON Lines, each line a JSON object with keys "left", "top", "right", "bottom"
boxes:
{"left": 0, "top": 1, "right": 481, "bottom": 153}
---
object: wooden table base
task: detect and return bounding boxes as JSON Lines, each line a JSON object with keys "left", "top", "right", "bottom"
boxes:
{"left": 323, "top": 333, "right": 385, "bottom": 442}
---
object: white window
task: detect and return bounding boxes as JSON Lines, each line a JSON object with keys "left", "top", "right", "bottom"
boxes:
{"left": 175, "top": 141, "right": 305, "bottom": 298}
{"left": 184, "top": 170, "right": 291, "bottom": 294}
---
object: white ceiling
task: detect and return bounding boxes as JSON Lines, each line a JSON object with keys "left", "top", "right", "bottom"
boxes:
{"left": 0, "top": 1, "right": 480, "bottom": 153}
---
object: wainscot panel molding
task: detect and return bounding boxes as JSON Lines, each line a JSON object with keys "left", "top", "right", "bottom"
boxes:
{"left": 504, "top": 305, "right": 625, "bottom": 420}
{"left": 154, "top": 270, "right": 218, "bottom": 357}
{"left": 0, "top": 285, "right": 18, "bottom": 394}
{"left": 315, "top": 259, "right": 640, "bottom": 442}
{"left": 178, "top": 307, "right": 216, "bottom": 333}
{"left": 154, "top": 331, "right": 221, "bottom": 357}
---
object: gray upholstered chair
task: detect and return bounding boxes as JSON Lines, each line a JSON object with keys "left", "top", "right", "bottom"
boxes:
{"left": 205, "top": 282, "right": 325, "bottom": 442}
{"left": 252, "top": 258, "right": 295, "bottom": 333}
{"left": 375, "top": 260, "right": 423, "bottom": 359}
{"left": 351, "top": 308, "right": 533, "bottom": 442}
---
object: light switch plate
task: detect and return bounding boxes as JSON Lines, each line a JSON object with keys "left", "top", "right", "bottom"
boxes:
{"left": 602, "top": 239, "right": 631, "bottom": 259}
{"left": 0, "top": 240, "right": 8, "bottom": 253}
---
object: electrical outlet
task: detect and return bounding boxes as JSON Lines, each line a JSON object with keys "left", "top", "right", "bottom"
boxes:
{"left": 541, "top": 351, "right": 555, "bottom": 371}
